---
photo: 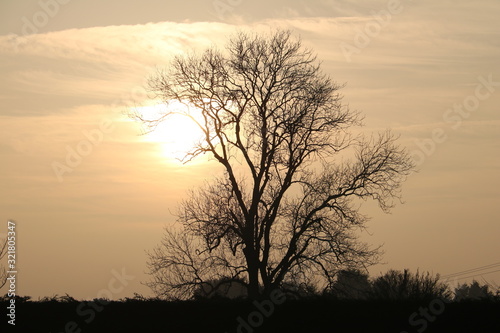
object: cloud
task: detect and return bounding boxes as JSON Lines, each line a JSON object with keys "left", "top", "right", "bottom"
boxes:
{"left": 0, "top": 13, "right": 498, "bottom": 150}
{"left": 0, "top": 23, "right": 229, "bottom": 116}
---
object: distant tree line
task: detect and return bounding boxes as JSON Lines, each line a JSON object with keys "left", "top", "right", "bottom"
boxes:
{"left": 191, "top": 268, "right": 500, "bottom": 302}
{"left": 0, "top": 270, "right": 499, "bottom": 304}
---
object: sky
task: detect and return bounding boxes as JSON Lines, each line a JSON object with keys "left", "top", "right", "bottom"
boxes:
{"left": 0, "top": 0, "right": 499, "bottom": 300}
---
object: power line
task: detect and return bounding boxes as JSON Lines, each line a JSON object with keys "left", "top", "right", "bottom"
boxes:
{"left": 440, "top": 261, "right": 500, "bottom": 280}
{"left": 441, "top": 262, "right": 500, "bottom": 278}
{"left": 449, "top": 268, "right": 500, "bottom": 282}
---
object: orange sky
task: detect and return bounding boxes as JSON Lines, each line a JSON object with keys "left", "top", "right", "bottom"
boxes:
{"left": 0, "top": 0, "right": 499, "bottom": 299}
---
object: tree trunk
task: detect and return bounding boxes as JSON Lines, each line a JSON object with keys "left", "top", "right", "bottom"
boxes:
{"left": 244, "top": 247, "right": 261, "bottom": 299}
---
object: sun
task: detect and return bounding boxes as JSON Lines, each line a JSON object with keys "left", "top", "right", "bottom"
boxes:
{"left": 137, "top": 103, "right": 204, "bottom": 161}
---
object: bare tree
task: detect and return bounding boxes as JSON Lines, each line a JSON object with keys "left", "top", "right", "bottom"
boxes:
{"left": 139, "top": 30, "right": 414, "bottom": 299}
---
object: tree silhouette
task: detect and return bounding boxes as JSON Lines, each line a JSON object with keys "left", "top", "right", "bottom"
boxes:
{"left": 370, "top": 269, "right": 451, "bottom": 301}
{"left": 328, "top": 269, "right": 371, "bottom": 300}
{"left": 454, "top": 280, "right": 495, "bottom": 301}
{"left": 140, "top": 30, "right": 414, "bottom": 299}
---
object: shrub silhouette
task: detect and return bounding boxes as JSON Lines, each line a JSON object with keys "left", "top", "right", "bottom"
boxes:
{"left": 370, "top": 269, "right": 451, "bottom": 301}
{"left": 193, "top": 277, "right": 247, "bottom": 300}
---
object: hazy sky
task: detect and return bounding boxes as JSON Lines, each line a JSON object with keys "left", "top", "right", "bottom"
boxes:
{"left": 0, "top": 0, "right": 499, "bottom": 300}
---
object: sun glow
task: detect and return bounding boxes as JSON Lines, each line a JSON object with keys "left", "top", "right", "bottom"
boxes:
{"left": 137, "top": 103, "right": 205, "bottom": 161}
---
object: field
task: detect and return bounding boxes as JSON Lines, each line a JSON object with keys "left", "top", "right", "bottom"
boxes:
{"left": 3, "top": 297, "right": 500, "bottom": 332}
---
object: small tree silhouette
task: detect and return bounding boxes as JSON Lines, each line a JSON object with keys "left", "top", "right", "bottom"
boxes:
{"left": 328, "top": 269, "right": 371, "bottom": 300}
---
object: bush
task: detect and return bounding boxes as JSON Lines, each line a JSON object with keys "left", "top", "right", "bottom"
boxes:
{"left": 370, "top": 269, "right": 451, "bottom": 301}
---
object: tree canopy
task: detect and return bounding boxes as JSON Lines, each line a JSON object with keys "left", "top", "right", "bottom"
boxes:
{"left": 139, "top": 29, "right": 414, "bottom": 300}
